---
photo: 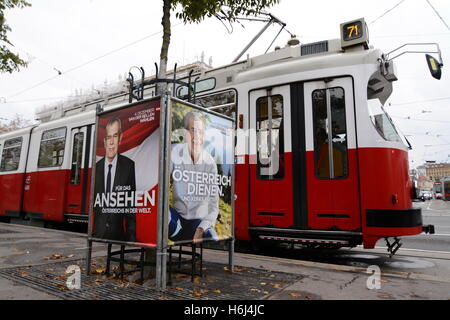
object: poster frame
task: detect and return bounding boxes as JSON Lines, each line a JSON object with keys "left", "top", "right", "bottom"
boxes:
{"left": 168, "top": 96, "right": 235, "bottom": 242}
{"left": 161, "top": 96, "right": 236, "bottom": 285}
{"left": 85, "top": 94, "right": 235, "bottom": 290}
{"left": 86, "top": 97, "right": 164, "bottom": 279}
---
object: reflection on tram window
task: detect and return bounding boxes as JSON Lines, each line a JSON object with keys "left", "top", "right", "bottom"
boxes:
{"left": 70, "top": 132, "right": 84, "bottom": 185}
{"left": 312, "top": 87, "right": 348, "bottom": 179}
{"left": 367, "top": 99, "right": 401, "bottom": 142}
{"left": 330, "top": 88, "right": 348, "bottom": 178}
{"left": 196, "top": 90, "right": 237, "bottom": 120}
{"left": 177, "top": 78, "right": 216, "bottom": 97}
{"left": 0, "top": 137, "right": 22, "bottom": 172}
{"left": 38, "top": 127, "right": 67, "bottom": 168}
{"left": 256, "top": 94, "right": 284, "bottom": 180}
{"left": 367, "top": 71, "right": 402, "bottom": 143}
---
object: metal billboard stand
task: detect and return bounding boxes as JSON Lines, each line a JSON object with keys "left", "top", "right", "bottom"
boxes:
{"left": 85, "top": 64, "right": 235, "bottom": 291}
{"left": 163, "top": 97, "right": 236, "bottom": 284}
{"left": 85, "top": 104, "right": 102, "bottom": 276}
{"left": 85, "top": 97, "right": 164, "bottom": 285}
{"left": 155, "top": 92, "right": 172, "bottom": 291}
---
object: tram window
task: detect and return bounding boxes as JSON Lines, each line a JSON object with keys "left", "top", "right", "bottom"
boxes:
{"left": 256, "top": 94, "right": 284, "bottom": 180}
{"left": 367, "top": 99, "right": 401, "bottom": 142}
{"left": 70, "top": 132, "right": 84, "bottom": 185}
{"left": 177, "top": 78, "right": 216, "bottom": 97}
{"left": 312, "top": 88, "right": 348, "bottom": 179}
{"left": 196, "top": 90, "right": 237, "bottom": 119}
{"left": 367, "top": 72, "right": 402, "bottom": 143}
{"left": 38, "top": 127, "right": 67, "bottom": 168}
{"left": 0, "top": 137, "right": 23, "bottom": 172}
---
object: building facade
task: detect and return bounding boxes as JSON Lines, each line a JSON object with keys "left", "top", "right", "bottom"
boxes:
{"left": 425, "top": 163, "right": 450, "bottom": 181}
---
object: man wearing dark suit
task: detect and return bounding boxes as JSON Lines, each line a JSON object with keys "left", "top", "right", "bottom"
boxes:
{"left": 93, "top": 117, "right": 136, "bottom": 242}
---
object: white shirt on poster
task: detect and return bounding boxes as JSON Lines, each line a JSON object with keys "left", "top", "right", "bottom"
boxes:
{"left": 170, "top": 143, "right": 219, "bottom": 232}
{"left": 104, "top": 155, "right": 117, "bottom": 193}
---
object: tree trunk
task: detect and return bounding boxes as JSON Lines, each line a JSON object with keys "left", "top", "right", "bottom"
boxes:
{"left": 157, "top": 0, "right": 171, "bottom": 95}
{"left": 143, "top": 0, "right": 172, "bottom": 276}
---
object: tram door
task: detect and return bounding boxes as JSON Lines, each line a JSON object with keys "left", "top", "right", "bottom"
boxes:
{"left": 65, "top": 125, "right": 92, "bottom": 215}
{"left": 249, "top": 85, "right": 294, "bottom": 228}
{"left": 303, "top": 77, "right": 361, "bottom": 231}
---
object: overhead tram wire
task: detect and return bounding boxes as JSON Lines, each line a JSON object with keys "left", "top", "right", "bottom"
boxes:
{"left": 391, "top": 116, "right": 450, "bottom": 124}
{"left": 368, "top": 0, "right": 407, "bottom": 25}
{"left": 426, "top": 0, "right": 450, "bottom": 32}
{"left": 6, "top": 22, "right": 183, "bottom": 101}
{"left": 387, "top": 96, "right": 450, "bottom": 107}
{"left": 4, "top": 96, "right": 75, "bottom": 104}
{"left": 14, "top": 47, "right": 100, "bottom": 95}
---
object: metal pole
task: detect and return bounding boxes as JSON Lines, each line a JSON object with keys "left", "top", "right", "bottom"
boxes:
{"left": 105, "top": 243, "right": 112, "bottom": 276}
{"left": 267, "top": 91, "right": 273, "bottom": 176}
{"left": 161, "top": 91, "right": 172, "bottom": 289}
{"left": 86, "top": 104, "right": 101, "bottom": 275}
{"left": 326, "top": 89, "right": 334, "bottom": 179}
{"left": 228, "top": 239, "right": 235, "bottom": 272}
{"left": 155, "top": 94, "right": 167, "bottom": 291}
{"left": 232, "top": 18, "right": 274, "bottom": 63}
{"left": 229, "top": 121, "right": 236, "bottom": 272}
{"left": 120, "top": 245, "right": 125, "bottom": 281}
{"left": 155, "top": 92, "right": 172, "bottom": 291}
{"left": 86, "top": 240, "right": 92, "bottom": 275}
{"left": 140, "top": 248, "right": 145, "bottom": 283}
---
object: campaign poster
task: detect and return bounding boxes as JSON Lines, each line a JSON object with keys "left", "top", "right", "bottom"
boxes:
{"left": 168, "top": 99, "right": 234, "bottom": 245}
{"left": 91, "top": 99, "right": 160, "bottom": 246}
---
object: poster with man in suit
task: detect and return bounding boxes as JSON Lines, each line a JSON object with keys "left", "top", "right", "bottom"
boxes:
{"left": 91, "top": 99, "right": 161, "bottom": 245}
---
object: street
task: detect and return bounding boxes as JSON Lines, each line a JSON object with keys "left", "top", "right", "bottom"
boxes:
{"left": 1, "top": 221, "right": 450, "bottom": 300}
{"left": 250, "top": 199, "right": 450, "bottom": 287}
{"left": 1, "top": 199, "right": 450, "bottom": 300}
{"left": 401, "top": 199, "right": 450, "bottom": 252}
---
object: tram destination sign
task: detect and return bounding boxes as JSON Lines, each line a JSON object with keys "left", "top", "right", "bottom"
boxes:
{"left": 340, "top": 18, "right": 369, "bottom": 49}
{"left": 90, "top": 97, "right": 161, "bottom": 246}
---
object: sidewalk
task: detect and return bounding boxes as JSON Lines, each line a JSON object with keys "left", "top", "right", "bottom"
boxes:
{"left": 0, "top": 222, "right": 449, "bottom": 300}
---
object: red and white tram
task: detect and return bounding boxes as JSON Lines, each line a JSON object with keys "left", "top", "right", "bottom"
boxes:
{"left": 0, "top": 19, "right": 438, "bottom": 254}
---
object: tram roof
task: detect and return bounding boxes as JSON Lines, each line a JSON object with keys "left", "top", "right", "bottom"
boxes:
{"left": 26, "top": 37, "right": 384, "bottom": 127}
{"left": 200, "top": 39, "right": 382, "bottom": 85}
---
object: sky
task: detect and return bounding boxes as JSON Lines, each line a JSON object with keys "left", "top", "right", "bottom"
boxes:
{"left": 0, "top": 0, "right": 449, "bottom": 168}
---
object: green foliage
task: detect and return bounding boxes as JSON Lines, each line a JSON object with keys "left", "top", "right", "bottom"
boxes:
{"left": 215, "top": 197, "right": 232, "bottom": 240}
{"left": 158, "top": 0, "right": 280, "bottom": 80}
{"left": 0, "top": 0, "right": 30, "bottom": 73}
{"left": 173, "top": 0, "right": 280, "bottom": 24}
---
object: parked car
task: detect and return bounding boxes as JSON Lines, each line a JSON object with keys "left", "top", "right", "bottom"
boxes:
{"left": 419, "top": 191, "right": 432, "bottom": 201}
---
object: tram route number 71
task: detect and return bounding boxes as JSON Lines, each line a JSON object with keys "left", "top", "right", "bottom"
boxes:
{"left": 347, "top": 25, "right": 359, "bottom": 37}
{"left": 342, "top": 20, "right": 364, "bottom": 41}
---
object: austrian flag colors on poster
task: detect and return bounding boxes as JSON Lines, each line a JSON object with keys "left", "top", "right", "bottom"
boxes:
{"left": 91, "top": 98, "right": 160, "bottom": 246}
